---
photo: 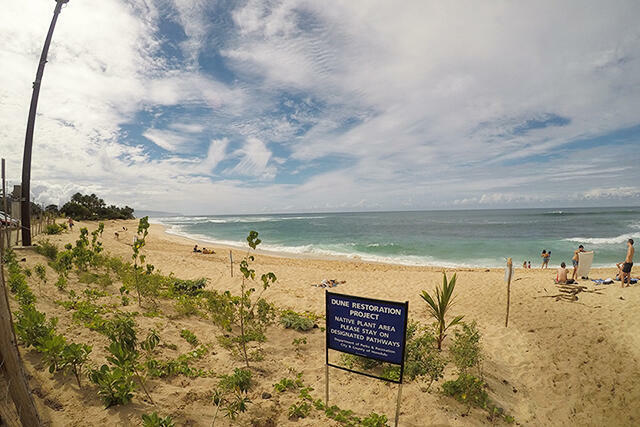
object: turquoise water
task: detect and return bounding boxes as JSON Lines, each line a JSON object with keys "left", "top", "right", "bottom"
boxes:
{"left": 153, "top": 208, "right": 640, "bottom": 268}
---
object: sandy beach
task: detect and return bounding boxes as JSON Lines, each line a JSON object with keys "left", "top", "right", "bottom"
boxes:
{"left": 9, "top": 219, "right": 640, "bottom": 426}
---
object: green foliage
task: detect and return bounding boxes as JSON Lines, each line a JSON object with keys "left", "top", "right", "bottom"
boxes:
{"left": 274, "top": 372, "right": 304, "bottom": 392}
{"left": 174, "top": 294, "right": 201, "bottom": 317}
{"left": 180, "top": 329, "right": 199, "bottom": 346}
{"left": 89, "top": 364, "right": 136, "bottom": 408}
{"left": 212, "top": 368, "right": 253, "bottom": 424}
{"left": 102, "top": 314, "right": 138, "bottom": 351}
{"left": 145, "top": 345, "right": 212, "bottom": 378}
{"left": 403, "top": 322, "right": 446, "bottom": 389}
{"left": 34, "top": 263, "right": 47, "bottom": 284}
{"left": 130, "top": 216, "right": 156, "bottom": 306}
{"left": 212, "top": 231, "right": 277, "bottom": 368}
{"left": 142, "top": 412, "right": 175, "bottom": 427}
{"left": 170, "top": 278, "right": 206, "bottom": 296}
{"left": 280, "top": 309, "right": 315, "bottom": 331}
{"left": 52, "top": 249, "right": 73, "bottom": 277}
{"left": 450, "top": 321, "right": 482, "bottom": 374}
{"left": 420, "top": 272, "right": 463, "bottom": 350}
{"left": 60, "top": 192, "right": 134, "bottom": 220}
{"left": 341, "top": 354, "right": 383, "bottom": 371}
{"left": 55, "top": 275, "right": 67, "bottom": 291}
{"left": 442, "top": 373, "right": 489, "bottom": 408}
{"left": 15, "top": 304, "right": 57, "bottom": 348}
{"left": 361, "top": 413, "right": 390, "bottom": 427}
{"left": 219, "top": 368, "right": 252, "bottom": 393}
{"left": 39, "top": 333, "right": 67, "bottom": 373}
{"left": 45, "top": 223, "right": 64, "bottom": 235}
{"left": 77, "top": 271, "right": 113, "bottom": 288}
{"left": 59, "top": 343, "right": 92, "bottom": 387}
{"left": 288, "top": 401, "right": 312, "bottom": 419}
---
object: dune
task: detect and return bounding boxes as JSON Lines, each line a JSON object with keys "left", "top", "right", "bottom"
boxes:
{"left": 6, "top": 219, "right": 640, "bottom": 426}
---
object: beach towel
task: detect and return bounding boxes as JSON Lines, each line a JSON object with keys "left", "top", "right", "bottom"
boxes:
{"left": 591, "top": 278, "right": 614, "bottom": 285}
{"left": 614, "top": 277, "right": 638, "bottom": 284}
{"left": 576, "top": 251, "right": 594, "bottom": 278}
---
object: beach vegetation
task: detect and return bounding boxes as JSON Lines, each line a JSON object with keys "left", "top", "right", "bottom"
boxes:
{"left": 15, "top": 304, "right": 57, "bottom": 348}
{"left": 59, "top": 342, "right": 92, "bottom": 387}
{"left": 205, "top": 231, "right": 277, "bottom": 367}
{"left": 280, "top": 309, "right": 315, "bottom": 331}
{"left": 89, "top": 363, "right": 136, "bottom": 408}
{"left": 212, "top": 368, "right": 253, "bottom": 425}
{"left": 44, "top": 223, "right": 64, "bottom": 235}
{"left": 142, "top": 412, "right": 175, "bottom": 427}
{"left": 292, "top": 337, "right": 308, "bottom": 356}
{"left": 450, "top": 321, "right": 482, "bottom": 374}
{"left": 179, "top": 328, "right": 199, "bottom": 346}
{"left": 274, "top": 372, "right": 304, "bottom": 392}
{"left": 145, "top": 345, "right": 212, "bottom": 378}
{"left": 34, "top": 263, "right": 47, "bottom": 286}
{"left": 170, "top": 277, "right": 206, "bottom": 296}
{"left": 289, "top": 401, "right": 312, "bottom": 419}
{"left": 420, "top": 272, "right": 463, "bottom": 350}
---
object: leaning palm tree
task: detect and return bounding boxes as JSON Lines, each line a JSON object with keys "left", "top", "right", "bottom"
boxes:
{"left": 421, "top": 272, "right": 464, "bottom": 350}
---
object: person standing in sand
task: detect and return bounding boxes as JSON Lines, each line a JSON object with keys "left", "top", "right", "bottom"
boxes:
{"left": 620, "top": 239, "right": 634, "bottom": 287}
{"left": 571, "top": 245, "right": 584, "bottom": 281}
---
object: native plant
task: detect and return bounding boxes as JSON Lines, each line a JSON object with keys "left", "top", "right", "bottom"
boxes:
{"left": 450, "top": 321, "right": 482, "bottom": 375}
{"left": 34, "top": 263, "right": 47, "bottom": 288}
{"left": 206, "top": 231, "right": 277, "bottom": 367}
{"left": 35, "top": 239, "right": 59, "bottom": 260}
{"left": 180, "top": 329, "right": 199, "bottom": 346}
{"left": 60, "top": 342, "right": 92, "bottom": 387}
{"left": 142, "top": 412, "right": 175, "bottom": 427}
{"left": 15, "top": 304, "right": 57, "bottom": 348}
{"left": 420, "top": 272, "right": 463, "bottom": 350}
{"left": 130, "top": 216, "right": 155, "bottom": 306}
{"left": 212, "top": 368, "right": 252, "bottom": 425}
{"left": 280, "top": 310, "right": 315, "bottom": 331}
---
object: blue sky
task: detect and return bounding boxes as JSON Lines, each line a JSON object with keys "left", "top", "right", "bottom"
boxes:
{"left": 1, "top": 0, "right": 639, "bottom": 214}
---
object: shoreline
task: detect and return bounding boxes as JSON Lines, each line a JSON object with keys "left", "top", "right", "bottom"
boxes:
{"left": 154, "top": 220, "right": 623, "bottom": 272}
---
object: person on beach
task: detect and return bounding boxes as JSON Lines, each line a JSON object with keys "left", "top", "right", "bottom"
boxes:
{"left": 556, "top": 262, "right": 575, "bottom": 284}
{"left": 528, "top": 261, "right": 531, "bottom": 269}
{"left": 523, "top": 261, "right": 527, "bottom": 269}
{"left": 571, "top": 245, "right": 585, "bottom": 281}
{"left": 202, "top": 248, "right": 215, "bottom": 254}
{"left": 67, "top": 217, "right": 74, "bottom": 230}
{"left": 620, "top": 239, "right": 634, "bottom": 287}
{"left": 541, "top": 250, "right": 548, "bottom": 268}
{"left": 193, "top": 245, "right": 202, "bottom": 253}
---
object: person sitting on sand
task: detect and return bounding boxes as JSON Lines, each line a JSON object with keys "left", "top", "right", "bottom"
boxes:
{"left": 114, "top": 231, "right": 119, "bottom": 240}
{"left": 193, "top": 245, "right": 202, "bottom": 253}
{"left": 620, "top": 238, "right": 634, "bottom": 287}
{"left": 556, "top": 262, "right": 575, "bottom": 284}
{"left": 571, "top": 245, "right": 585, "bottom": 281}
{"left": 202, "top": 248, "right": 215, "bottom": 254}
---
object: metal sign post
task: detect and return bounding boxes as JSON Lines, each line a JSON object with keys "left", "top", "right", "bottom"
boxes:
{"left": 325, "top": 291, "right": 409, "bottom": 426}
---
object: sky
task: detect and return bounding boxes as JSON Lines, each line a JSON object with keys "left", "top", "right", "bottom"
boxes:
{"left": 1, "top": 0, "right": 639, "bottom": 215}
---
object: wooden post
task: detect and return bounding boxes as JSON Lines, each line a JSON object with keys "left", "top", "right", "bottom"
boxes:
{"left": 505, "top": 257, "right": 513, "bottom": 327}
{"left": 229, "top": 250, "right": 234, "bottom": 278}
{"left": 0, "top": 223, "right": 42, "bottom": 426}
{"left": 1, "top": 159, "right": 9, "bottom": 250}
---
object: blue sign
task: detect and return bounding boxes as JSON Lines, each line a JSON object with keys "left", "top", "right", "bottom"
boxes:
{"left": 326, "top": 292, "right": 408, "bottom": 366}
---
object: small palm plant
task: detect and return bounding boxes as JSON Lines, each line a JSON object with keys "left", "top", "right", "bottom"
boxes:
{"left": 421, "top": 272, "right": 464, "bottom": 350}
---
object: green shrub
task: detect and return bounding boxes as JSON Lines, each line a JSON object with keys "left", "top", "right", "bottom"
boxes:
{"left": 180, "top": 329, "right": 199, "bottom": 346}
{"left": 170, "top": 278, "right": 206, "bottom": 296}
{"left": 361, "top": 413, "right": 390, "bottom": 427}
{"left": 442, "top": 372, "right": 489, "bottom": 408}
{"left": 142, "top": 412, "right": 175, "bottom": 427}
{"left": 39, "top": 333, "right": 67, "bottom": 373}
{"left": 274, "top": 372, "right": 304, "bottom": 392}
{"left": 89, "top": 364, "right": 136, "bottom": 408}
{"left": 174, "top": 294, "right": 201, "bottom": 317}
{"left": 145, "top": 346, "right": 211, "bottom": 379}
{"left": 55, "top": 276, "right": 67, "bottom": 291}
{"left": 15, "top": 305, "right": 58, "bottom": 348}
{"left": 45, "top": 223, "right": 64, "bottom": 235}
{"left": 450, "top": 321, "right": 482, "bottom": 374}
{"left": 219, "top": 368, "right": 252, "bottom": 393}
{"left": 60, "top": 342, "right": 92, "bottom": 387}
{"left": 403, "top": 323, "right": 446, "bottom": 389}
{"left": 288, "top": 401, "right": 312, "bottom": 419}
{"left": 34, "top": 264, "right": 47, "bottom": 284}
{"left": 280, "top": 310, "right": 315, "bottom": 331}
{"left": 77, "top": 271, "right": 113, "bottom": 288}
{"left": 212, "top": 368, "right": 253, "bottom": 424}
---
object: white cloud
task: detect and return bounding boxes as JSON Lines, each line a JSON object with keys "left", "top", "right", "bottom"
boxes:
{"left": 228, "top": 137, "right": 275, "bottom": 179}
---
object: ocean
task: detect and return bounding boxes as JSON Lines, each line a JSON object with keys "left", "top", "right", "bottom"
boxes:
{"left": 152, "top": 207, "right": 640, "bottom": 268}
